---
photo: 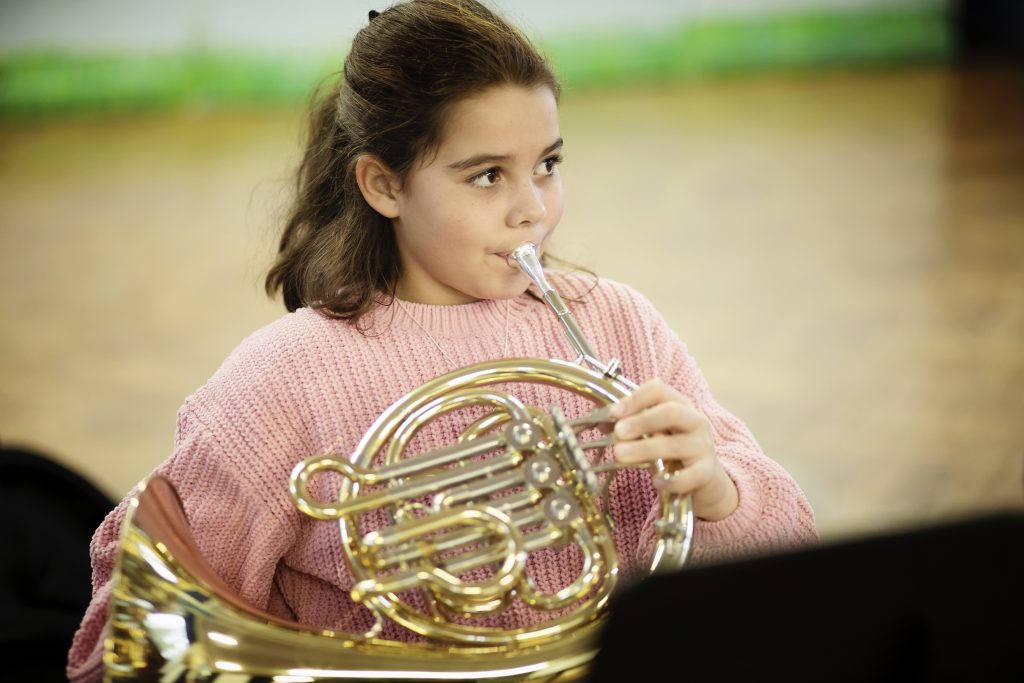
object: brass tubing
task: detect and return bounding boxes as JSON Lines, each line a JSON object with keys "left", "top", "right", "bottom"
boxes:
{"left": 434, "top": 469, "right": 536, "bottom": 510}
{"left": 341, "top": 451, "right": 523, "bottom": 518}
{"left": 374, "top": 502, "right": 548, "bottom": 570}
{"left": 384, "top": 388, "right": 530, "bottom": 468}
{"left": 353, "top": 505, "right": 527, "bottom": 602}
{"left": 376, "top": 432, "right": 505, "bottom": 480}
{"left": 294, "top": 450, "right": 522, "bottom": 520}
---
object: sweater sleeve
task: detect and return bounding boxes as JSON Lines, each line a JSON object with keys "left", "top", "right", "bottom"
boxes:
{"left": 630, "top": 292, "right": 818, "bottom": 565}
{"left": 66, "top": 401, "right": 298, "bottom": 683}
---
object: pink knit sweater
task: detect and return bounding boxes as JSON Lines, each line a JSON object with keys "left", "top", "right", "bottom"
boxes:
{"left": 67, "top": 273, "right": 817, "bottom": 682}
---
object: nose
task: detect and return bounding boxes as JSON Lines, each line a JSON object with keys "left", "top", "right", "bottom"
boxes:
{"left": 507, "top": 179, "right": 547, "bottom": 228}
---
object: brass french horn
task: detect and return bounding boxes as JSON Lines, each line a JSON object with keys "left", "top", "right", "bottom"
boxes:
{"left": 103, "top": 243, "right": 694, "bottom": 682}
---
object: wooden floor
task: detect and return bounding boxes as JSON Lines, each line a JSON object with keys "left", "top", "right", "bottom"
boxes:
{"left": 1, "top": 65, "right": 1021, "bottom": 541}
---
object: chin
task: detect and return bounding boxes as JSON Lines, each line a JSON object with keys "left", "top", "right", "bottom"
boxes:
{"left": 498, "top": 274, "right": 532, "bottom": 300}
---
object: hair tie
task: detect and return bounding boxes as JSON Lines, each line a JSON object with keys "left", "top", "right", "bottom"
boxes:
{"left": 368, "top": 10, "right": 380, "bottom": 20}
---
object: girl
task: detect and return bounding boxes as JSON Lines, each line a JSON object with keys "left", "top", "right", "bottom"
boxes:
{"left": 68, "top": 1, "right": 817, "bottom": 680}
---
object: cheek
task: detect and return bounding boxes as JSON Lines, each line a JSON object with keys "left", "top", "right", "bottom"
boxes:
{"left": 445, "top": 197, "right": 496, "bottom": 243}
{"left": 433, "top": 217, "right": 481, "bottom": 254}
{"left": 409, "top": 196, "right": 470, "bottom": 244}
{"left": 545, "top": 180, "right": 565, "bottom": 224}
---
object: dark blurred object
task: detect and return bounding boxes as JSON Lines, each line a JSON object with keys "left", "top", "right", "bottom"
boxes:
{"left": 0, "top": 445, "right": 114, "bottom": 681}
{"left": 953, "top": 0, "right": 1024, "bottom": 63}
{"left": 590, "top": 513, "right": 1024, "bottom": 683}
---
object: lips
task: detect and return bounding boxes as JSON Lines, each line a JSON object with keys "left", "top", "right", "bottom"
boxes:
{"left": 495, "top": 252, "right": 518, "bottom": 269}
{"left": 496, "top": 242, "right": 540, "bottom": 256}
{"left": 495, "top": 250, "right": 527, "bottom": 265}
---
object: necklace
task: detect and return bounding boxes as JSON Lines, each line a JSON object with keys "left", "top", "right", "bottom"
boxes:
{"left": 397, "top": 299, "right": 511, "bottom": 369}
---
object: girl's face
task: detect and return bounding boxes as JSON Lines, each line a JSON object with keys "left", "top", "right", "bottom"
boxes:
{"left": 391, "top": 84, "right": 563, "bottom": 305}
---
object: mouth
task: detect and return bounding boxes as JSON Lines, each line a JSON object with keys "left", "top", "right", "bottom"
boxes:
{"left": 495, "top": 252, "right": 519, "bottom": 271}
{"left": 495, "top": 242, "right": 541, "bottom": 268}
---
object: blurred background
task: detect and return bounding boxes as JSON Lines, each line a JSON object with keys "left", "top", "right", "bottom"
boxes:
{"left": 1, "top": 0, "right": 1022, "bottom": 545}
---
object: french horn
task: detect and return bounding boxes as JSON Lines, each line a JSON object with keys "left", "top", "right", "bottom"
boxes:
{"left": 103, "top": 243, "right": 694, "bottom": 682}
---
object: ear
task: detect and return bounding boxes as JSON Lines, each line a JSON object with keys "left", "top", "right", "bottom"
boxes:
{"left": 355, "top": 155, "right": 401, "bottom": 219}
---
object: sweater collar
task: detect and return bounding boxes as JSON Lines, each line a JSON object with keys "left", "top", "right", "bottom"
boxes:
{"left": 370, "top": 291, "right": 536, "bottom": 340}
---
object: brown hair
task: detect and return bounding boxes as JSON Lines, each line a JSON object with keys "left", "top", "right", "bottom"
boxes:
{"left": 265, "top": 0, "right": 561, "bottom": 320}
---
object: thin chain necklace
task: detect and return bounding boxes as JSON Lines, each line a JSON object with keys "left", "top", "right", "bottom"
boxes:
{"left": 397, "top": 298, "right": 511, "bottom": 369}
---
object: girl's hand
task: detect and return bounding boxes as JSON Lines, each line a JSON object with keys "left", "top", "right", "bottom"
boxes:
{"left": 609, "top": 379, "right": 739, "bottom": 521}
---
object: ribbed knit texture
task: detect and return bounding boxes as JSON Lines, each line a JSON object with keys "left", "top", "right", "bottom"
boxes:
{"left": 67, "top": 274, "right": 817, "bottom": 682}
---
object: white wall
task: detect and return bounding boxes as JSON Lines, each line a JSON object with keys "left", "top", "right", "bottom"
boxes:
{"left": 0, "top": 0, "right": 945, "bottom": 55}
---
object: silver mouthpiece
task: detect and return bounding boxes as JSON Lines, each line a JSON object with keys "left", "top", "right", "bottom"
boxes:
{"left": 507, "top": 241, "right": 599, "bottom": 362}
{"left": 508, "top": 243, "right": 552, "bottom": 294}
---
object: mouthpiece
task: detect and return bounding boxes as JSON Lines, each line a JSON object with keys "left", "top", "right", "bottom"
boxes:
{"left": 507, "top": 241, "right": 599, "bottom": 361}
{"left": 508, "top": 243, "right": 552, "bottom": 293}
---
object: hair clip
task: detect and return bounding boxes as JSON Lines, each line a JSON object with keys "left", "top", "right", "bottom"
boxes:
{"left": 368, "top": 10, "right": 380, "bottom": 20}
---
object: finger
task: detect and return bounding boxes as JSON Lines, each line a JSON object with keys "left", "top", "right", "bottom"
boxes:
{"left": 608, "top": 379, "right": 686, "bottom": 420}
{"left": 652, "top": 459, "right": 716, "bottom": 496}
{"left": 614, "top": 401, "right": 706, "bottom": 441}
{"left": 614, "top": 431, "right": 709, "bottom": 466}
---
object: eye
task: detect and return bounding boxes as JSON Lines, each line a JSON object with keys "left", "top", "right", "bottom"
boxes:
{"left": 537, "top": 154, "right": 563, "bottom": 176}
{"left": 469, "top": 167, "right": 501, "bottom": 188}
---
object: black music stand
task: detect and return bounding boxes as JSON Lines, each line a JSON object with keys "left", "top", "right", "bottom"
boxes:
{"left": 589, "top": 513, "right": 1023, "bottom": 683}
{"left": 0, "top": 446, "right": 115, "bottom": 681}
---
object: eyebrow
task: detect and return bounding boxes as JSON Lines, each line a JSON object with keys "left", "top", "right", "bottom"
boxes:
{"left": 447, "top": 137, "right": 564, "bottom": 172}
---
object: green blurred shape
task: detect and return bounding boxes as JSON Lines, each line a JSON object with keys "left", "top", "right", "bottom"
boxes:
{"left": 0, "top": 52, "right": 342, "bottom": 117}
{"left": 546, "top": 6, "right": 951, "bottom": 87}
{"left": 0, "top": 5, "right": 950, "bottom": 118}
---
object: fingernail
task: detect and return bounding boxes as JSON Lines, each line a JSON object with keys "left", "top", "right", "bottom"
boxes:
{"left": 614, "top": 419, "right": 633, "bottom": 439}
{"left": 608, "top": 404, "right": 622, "bottom": 419}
